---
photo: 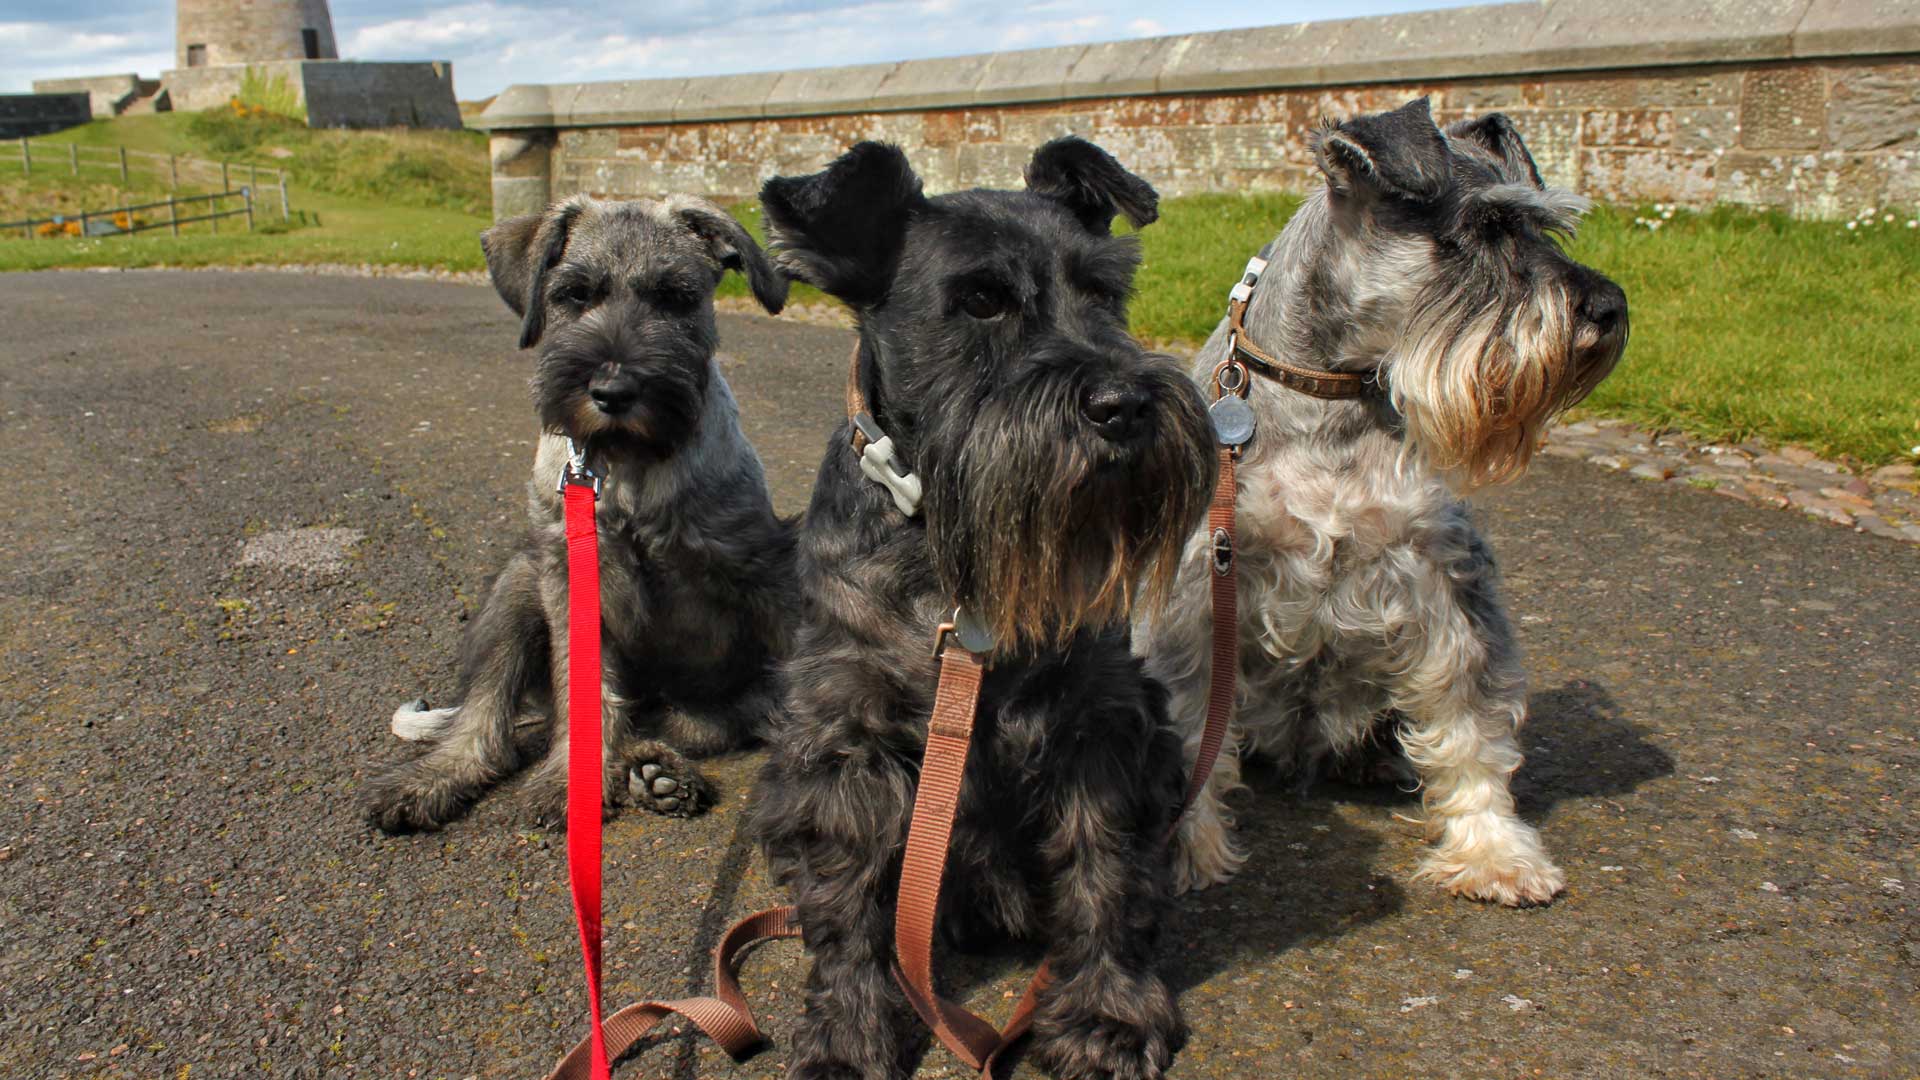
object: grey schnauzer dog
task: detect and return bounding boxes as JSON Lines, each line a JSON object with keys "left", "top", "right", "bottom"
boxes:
{"left": 753, "top": 139, "right": 1215, "bottom": 1080}
{"left": 1137, "top": 98, "right": 1628, "bottom": 905}
{"left": 364, "top": 194, "right": 796, "bottom": 833}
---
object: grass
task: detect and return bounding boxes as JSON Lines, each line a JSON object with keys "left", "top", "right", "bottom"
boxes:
{"left": 3, "top": 112, "right": 1915, "bottom": 464}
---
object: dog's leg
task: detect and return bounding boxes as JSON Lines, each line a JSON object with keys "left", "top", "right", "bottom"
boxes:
{"left": 364, "top": 553, "right": 548, "bottom": 833}
{"left": 1393, "top": 538, "right": 1565, "bottom": 906}
{"left": 1027, "top": 730, "right": 1187, "bottom": 1080}
{"left": 1140, "top": 550, "right": 1250, "bottom": 895}
{"left": 518, "top": 611, "right": 635, "bottom": 829}
{"left": 774, "top": 761, "right": 920, "bottom": 1080}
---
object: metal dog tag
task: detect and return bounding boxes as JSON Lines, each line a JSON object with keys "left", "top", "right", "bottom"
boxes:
{"left": 1209, "top": 395, "right": 1256, "bottom": 447}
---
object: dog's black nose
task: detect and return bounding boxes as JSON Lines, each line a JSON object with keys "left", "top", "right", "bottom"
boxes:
{"left": 1081, "top": 384, "right": 1151, "bottom": 442}
{"left": 588, "top": 371, "right": 640, "bottom": 414}
{"left": 1578, "top": 280, "right": 1628, "bottom": 336}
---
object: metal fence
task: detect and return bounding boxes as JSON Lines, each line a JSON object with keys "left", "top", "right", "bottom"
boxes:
{"left": 0, "top": 187, "right": 286, "bottom": 240}
{"left": 7, "top": 137, "right": 297, "bottom": 241}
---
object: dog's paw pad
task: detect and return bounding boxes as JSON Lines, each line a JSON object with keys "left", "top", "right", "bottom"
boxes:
{"left": 626, "top": 759, "right": 712, "bottom": 818}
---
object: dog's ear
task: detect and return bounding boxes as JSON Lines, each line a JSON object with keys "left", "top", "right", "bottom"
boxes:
{"left": 759, "top": 141, "right": 927, "bottom": 307}
{"left": 1446, "top": 112, "right": 1545, "bottom": 188}
{"left": 1313, "top": 96, "right": 1451, "bottom": 203}
{"left": 1023, "top": 136, "right": 1159, "bottom": 234}
{"left": 481, "top": 201, "right": 583, "bottom": 348}
{"left": 672, "top": 198, "right": 790, "bottom": 316}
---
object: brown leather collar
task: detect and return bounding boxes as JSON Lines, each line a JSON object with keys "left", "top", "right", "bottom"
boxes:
{"left": 846, "top": 342, "right": 874, "bottom": 453}
{"left": 1226, "top": 272, "right": 1377, "bottom": 402}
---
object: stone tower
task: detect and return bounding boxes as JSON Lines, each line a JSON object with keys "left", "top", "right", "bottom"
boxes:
{"left": 176, "top": 0, "right": 339, "bottom": 69}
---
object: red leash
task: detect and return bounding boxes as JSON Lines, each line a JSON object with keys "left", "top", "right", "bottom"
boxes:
{"left": 561, "top": 446, "right": 610, "bottom": 1080}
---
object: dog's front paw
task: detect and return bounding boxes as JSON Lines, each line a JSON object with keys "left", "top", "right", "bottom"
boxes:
{"left": 363, "top": 771, "right": 456, "bottom": 835}
{"left": 1416, "top": 815, "right": 1566, "bottom": 906}
{"left": 624, "top": 748, "right": 715, "bottom": 818}
{"left": 1031, "top": 1012, "right": 1184, "bottom": 1080}
{"left": 1170, "top": 800, "right": 1246, "bottom": 894}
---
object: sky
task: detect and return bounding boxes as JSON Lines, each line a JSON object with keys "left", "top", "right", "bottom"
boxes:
{"left": 2, "top": 0, "right": 1475, "bottom": 102}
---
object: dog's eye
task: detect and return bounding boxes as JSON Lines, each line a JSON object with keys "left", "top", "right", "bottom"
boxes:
{"left": 553, "top": 282, "right": 598, "bottom": 310}
{"left": 960, "top": 287, "right": 1010, "bottom": 320}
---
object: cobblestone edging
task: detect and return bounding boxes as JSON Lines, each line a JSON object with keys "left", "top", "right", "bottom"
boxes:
{"left": 148, "top": 264, "right": 1919, "bottom": 546}
{"left": 1541, "top": 419, "right": 1920, "bottom": 543}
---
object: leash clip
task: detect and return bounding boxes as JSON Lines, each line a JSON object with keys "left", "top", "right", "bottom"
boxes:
{"left": 558, "top": 436, "right": 602, "bottom": 496}
{"left": 854, "top": 412, "right": 923, "bottom": 517}
{"left": 932, "top": 606, "right": 994, "bottom": 659}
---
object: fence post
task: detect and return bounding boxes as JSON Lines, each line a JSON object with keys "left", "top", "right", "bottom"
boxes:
{"left": 79, "top": 208, "right": 89, "bottom": 238}
{"left": 119, "top": 146, "right": 129, "bottom": 184}
{"left": 245, "top": 187, "right": 254, "bottom": 232}
{"left": 221, "top": 160, "right": 230, "bottom": 191}
{"left": 70, "top": 143, "right": 78, "bottom": 176}
{"left": 278, "top": 173, "right": 289, "bottom": 221}
{"left": 169, "top": 193, "right": 179, "bottom": 237}
{"left": 20, "top": 139, "right": 29, "bottom": 176}
{"left": 170, "top": 154, "right": 178, "bottom": 189}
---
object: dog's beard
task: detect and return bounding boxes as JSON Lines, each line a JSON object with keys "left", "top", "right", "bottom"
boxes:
{"left": 1389, "top": 279, "right": 1619, "bottom": 489}
{"left": 921, "top": 360, "right": 1214, "bottom": 651}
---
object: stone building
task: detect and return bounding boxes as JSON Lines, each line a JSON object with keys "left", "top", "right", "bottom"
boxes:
{"left": 33, "top": 0, "right": 460, "bottom": 130}
{"left": 473, "top": 0, "right": 1920, "bottom": 220}
{"left": 175, "top": 0, "right": 339, "bottom": 69}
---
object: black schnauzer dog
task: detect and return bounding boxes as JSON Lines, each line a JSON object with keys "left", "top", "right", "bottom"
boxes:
{"left": 753, "top": 140, "right": 1216, "bottom": 1080}
{"left": 365, "top": 194, "right": 796, "bottom": 833}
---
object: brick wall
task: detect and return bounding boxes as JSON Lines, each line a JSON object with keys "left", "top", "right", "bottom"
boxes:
{"left": 475, "top": 0, "right": 1920, "bottom": 221}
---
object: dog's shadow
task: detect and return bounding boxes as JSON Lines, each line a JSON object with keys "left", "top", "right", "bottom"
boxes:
{"left": 1161, "top": 677, "right": 1672, "bottom": 991}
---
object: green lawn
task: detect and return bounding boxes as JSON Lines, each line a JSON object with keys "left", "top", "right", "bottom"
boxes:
{"left": 3, "top": 113, "right": 1915, "bottom": 465}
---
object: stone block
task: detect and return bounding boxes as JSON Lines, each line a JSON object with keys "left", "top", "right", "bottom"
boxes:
{"left": 764, "top": 62, "right": 900, "bottom": 118}
{"left": 491, "top": 130, "right": 554, "bottom": 178}
{"left": 492, "top": 175, "right": 551, "bottom": 221}
{"left": 475, "top": 83, "right": 553, "bottom": 130}
{"left": 999, "top": 107, "right": 1100, "bottom": 148}
{"left": 1674, "top": 106, "right": 1740, "bottom": 151}
{"left": 869, "top": 55, "right": 988, "bottom": 110}
{"left": 1538, "top": 68, "right": 1742, "bottom": 109}
{"left": 1793, "top": 0, "right": 1920, "bottom": 60}
{"left": 1064, "top": 36, "right": 1180, "bottom": 99}
{"left": 956, "top": 142, "right": 1029, "bottom": 188}
{"left": 1582, "top": 108, "right": 1678, "bottom": 147}
{"left": 1825, "top": 61, "right": 1920, "bottom": 151}
{"left": 1211, "top": 124, "right": 1298, "bottom": 170}
{"left": 561, "top": 126, "right": 617, "bottom": 159}
{"left": 1527, "top": 0, "right": 1803, "bottom": 71}
{"left": 975, "top": 43, "right": 1088, "bottom": 105}
{"left": 1739, "top": 66, "right": 1827, "bottom": 150}
{"left": 1579, "top": 147, "right": 1717, "bottom": 205}
{"left": 673, "top": 72, "right": 781, "bottom": 122}
{"left": 560, "top": 79, "right": 682, "bottom": 126}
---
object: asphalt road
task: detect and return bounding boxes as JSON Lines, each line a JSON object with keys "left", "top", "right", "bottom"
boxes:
{"left": 1, "top": 270, "right": 1914, "bottom": 1080}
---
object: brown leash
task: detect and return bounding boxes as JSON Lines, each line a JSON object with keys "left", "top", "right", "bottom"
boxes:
{"left": 546, "top": 341, "right": 1241, "bottom": 1079}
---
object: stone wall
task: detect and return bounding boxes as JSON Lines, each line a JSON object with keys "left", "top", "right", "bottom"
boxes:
{"left": 30, "top": 75, "right": 160, "bottom": 119}
{"left": 474, "top": 0, "right": 1920, "bottom": 221}
{"left": 0, "top": 93, "right": 92, "bottom": 139}
{"left": 161, "top": 60, "right": 461, "bottom": 130}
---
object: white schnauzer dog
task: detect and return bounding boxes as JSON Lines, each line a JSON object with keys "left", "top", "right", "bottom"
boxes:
{"left": 1137, "top": 98, "right": 1629, "bottom": 905}
{"left": 364, "top": 194, "right": 795, "bottom": 833}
